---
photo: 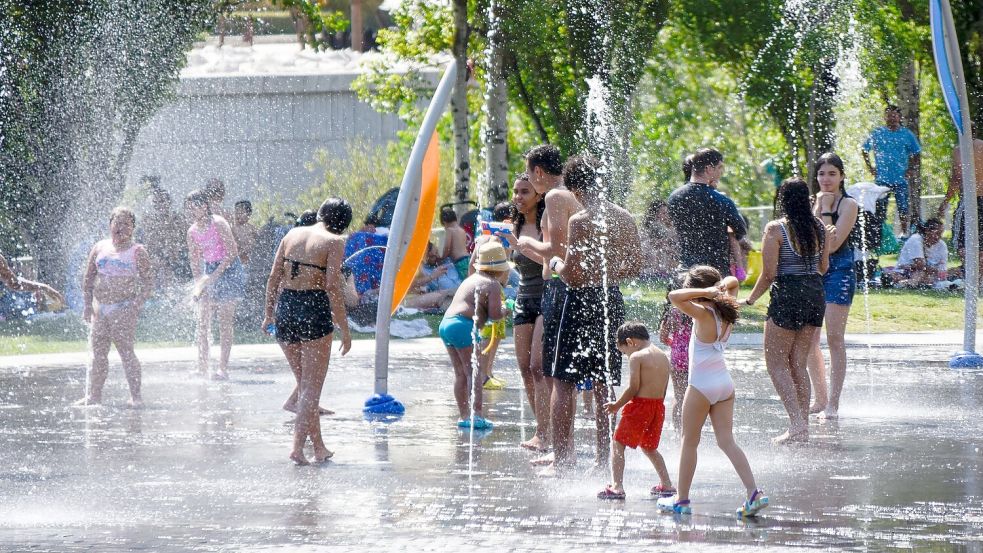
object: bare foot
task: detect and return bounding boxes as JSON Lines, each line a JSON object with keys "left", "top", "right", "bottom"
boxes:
{"left": 772, "top": 428, "right": 809, "bottom": 445}
{"left": 211, "top": 370, "right": 229, "bottom": 381}
{"left": 536, "top": 463, "right": 559, "bottom": 478}
{"left": 588, "top": 461, "right": 607, "bottom": 476}
{"left": 283, "top": 404, "right": 334, "bottom": 416}
{"left": 809, "top": 402, "right": 827, "bottom": 415}
{"left": 127, "top": 398, "right": 144, "bottom": 409}
{"left": 530, "top": 451, "right": 555, "bottom": 466}
{"left": 520, "top": 436, "right": 548, "bottom": 452}
{"left": 290, "top": 452, "right": 310, "bottom": 466}
{"left": 74, "top": 396, "right": 101, "bottom": 406}
{"left": 313, "top": 449, "right": 334, "bottom": 463}
{"left": 819, "top": 408, "right": 839, "bottom": 420}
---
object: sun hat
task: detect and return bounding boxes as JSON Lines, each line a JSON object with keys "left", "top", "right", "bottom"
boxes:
{"left": 474, "top": 241, "right": 510, "bottom": 272}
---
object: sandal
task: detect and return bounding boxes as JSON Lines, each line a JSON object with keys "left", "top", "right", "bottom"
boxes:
{"left": 597, "top": 486, "right": 626, "bottom": 500}
{"left": 650, "top": 484, "right": 677, "bottom": 498}
{"left": 657, "top": 496, "right": 692, "bottom": 515}
{"left": 736, "top": 489, "right": 769, "bottom": 518}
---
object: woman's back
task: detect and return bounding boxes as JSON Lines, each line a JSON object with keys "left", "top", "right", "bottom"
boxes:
{"left": 279, "top": 225, "right": 342, "bottom": 290}
{"left": 777, "top": 222, "right": 822, "bottom": 276}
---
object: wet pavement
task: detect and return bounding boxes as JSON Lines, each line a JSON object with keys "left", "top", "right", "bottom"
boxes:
{"left": 1, "top": 337, "right": 982, "bottom": 552}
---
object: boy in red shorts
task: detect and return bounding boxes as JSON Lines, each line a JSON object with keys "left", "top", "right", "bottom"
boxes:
{"left": 597, "top": 321, "right": 675, "bottom": 500}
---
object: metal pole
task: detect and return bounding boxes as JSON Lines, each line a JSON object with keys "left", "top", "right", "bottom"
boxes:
{"left": 371, "top": 60, "right": 459, "bottom": 397}
{"left": 940, "top": 0, "right": 979, "bottom": 352}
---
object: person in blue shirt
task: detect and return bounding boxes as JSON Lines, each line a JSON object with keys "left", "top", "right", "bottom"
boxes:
{"left": 861, "top": 104, "right": 921, "bottom": 236}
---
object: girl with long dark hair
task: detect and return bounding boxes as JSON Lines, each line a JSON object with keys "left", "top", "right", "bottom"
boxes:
{"left": 806, "top": 153, "right": 859, "bottom": 419}
{"left": 744, "top": 178, "right": 831, "bottom": 444}
{"left": 509, "top": 174, "right": 551, "bottom": 451}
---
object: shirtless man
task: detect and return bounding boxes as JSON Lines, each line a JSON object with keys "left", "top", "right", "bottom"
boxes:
{"left": 937, "top": 130, "right": 983, "bottom": 273}
{"left": 513, "top": 145, "right": 575, "bottom": 465}
{"left": 548, "top": 156, "right": 643, "bottom": 474}
{"left": 440, "top": 207, "right": 471, "bottom": 280}
{"left": 232, "top": 200, "right": 258, "bottom": 266}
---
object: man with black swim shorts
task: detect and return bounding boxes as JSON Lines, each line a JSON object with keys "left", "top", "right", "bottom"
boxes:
{"left": 548, "top": 156, "right": 643, "bottom": 473}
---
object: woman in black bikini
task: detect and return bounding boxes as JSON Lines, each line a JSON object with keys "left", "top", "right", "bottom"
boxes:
{"left": 263, "top": 197, "right": 353, "bottom": 465}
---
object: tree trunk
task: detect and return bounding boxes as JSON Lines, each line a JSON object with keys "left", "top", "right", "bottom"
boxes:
{"left": 484, "top": 0, "right": 509, "bottom": 205}
{"left": 351, "top": 0, "right": 364, "bottom": 52}
{"left": 806, "top": 57, "right": 837, "bottom": 191}
{"left": 897, "top": 57, "right": 920, "bottom": 222}
{"left": 451, "top": 0, "right": 471, "bottom": 210}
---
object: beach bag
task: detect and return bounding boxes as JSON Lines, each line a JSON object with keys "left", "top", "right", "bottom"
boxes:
{"left": 744, "top": 250, "right": 763, "bottom": 286}
{"left": 877, "top": 222, "right": 900, "bottom": 255}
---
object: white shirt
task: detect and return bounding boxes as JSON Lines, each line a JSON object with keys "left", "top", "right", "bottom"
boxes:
{"left": 897, "top": 234, "right": 948, "bottom": 271}
{"left": 845, "top": 182, "right": 892, "bottom": 213}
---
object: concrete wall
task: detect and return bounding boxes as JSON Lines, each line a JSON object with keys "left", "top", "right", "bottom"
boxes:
{"left": 126, "top": 72, "right": 405, "bottom": 204}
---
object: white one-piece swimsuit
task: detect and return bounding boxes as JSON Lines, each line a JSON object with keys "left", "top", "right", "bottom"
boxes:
{"left": 688, "top": 307, "right": 736, "bottom": 405}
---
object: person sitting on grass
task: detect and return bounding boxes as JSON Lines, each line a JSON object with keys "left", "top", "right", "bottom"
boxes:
{"left": 890, "top": 218, "right": 948, "bottom": 288}
{"left": 598, "top": 321, "right": 675, "bottom": 501}
{"left": 440, "top": 207, "right": 471, "bottom": 281}
{"left": 438, "top": 241, "right": 511, "bottom": 430}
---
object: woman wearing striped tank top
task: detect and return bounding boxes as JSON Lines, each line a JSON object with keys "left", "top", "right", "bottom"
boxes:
{"left": 745, "top": 178, "right": 831, "bottom": 444}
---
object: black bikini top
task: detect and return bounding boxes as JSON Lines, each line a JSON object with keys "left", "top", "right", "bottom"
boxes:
{"left": 284, "top": 257, "right": 326, "bottom": 279}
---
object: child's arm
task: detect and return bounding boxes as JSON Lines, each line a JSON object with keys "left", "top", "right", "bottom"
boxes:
{"left": 718, "top": 275, "right": 740, "bottom": 297}
{"left": 605, "top": 354, "right": 640, "bottom": 414}
{"left": 667, "top": 287, "right": 719, "bottom": 320}
{"left": 485, "top": 282, "right": 506, "bottom": 321}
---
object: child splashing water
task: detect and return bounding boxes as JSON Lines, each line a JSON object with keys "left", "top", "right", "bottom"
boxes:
{"left": 438, "top": 242, "right": 511, "bottom": 429}
{"left": 659, "top": 265, "right": 768, "bottom": 518}
{"left": 598, "top": 322, "right": 675, "bottom": 500}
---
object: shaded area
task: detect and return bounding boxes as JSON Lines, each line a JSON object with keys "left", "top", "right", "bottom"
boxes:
{"left": 0, "top": 341, "right": 981, "bottom": 551}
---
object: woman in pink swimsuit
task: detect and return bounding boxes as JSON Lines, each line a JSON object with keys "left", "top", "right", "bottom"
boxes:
{"left": 185, "top": 190, "right": 244, "bottom": 380}
{"left": 79, "top": 207, "right": 153, "bottom": 407}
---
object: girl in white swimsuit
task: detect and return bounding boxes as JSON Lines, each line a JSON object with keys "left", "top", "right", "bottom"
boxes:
{"left": 658, "top": 265, "right": 768, "bottom": 518}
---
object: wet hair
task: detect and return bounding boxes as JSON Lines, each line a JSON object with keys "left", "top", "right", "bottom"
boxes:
{"left": 690, "top": 148, "right": 724, "bottom": 175}
{"left": 525, "top": 144, "right": 564, "bottom": 176}
{"left": 234, "top": 200, "right": 252, "bottom": 214}
{"left": 616, "top": 321, "right": 650, "bottom": 344}
{"left": 109, "top": 206, "right": 136, "bottom": 226}
{"left": 317, "top": 197, "right": 353, "bottom": 234}
{"left": 295, "top": 209, "right": 317, "bottom": 227}
{"left": 643, "top": 199, "right": 668, "bottom": 233}
{"left": 885, "top": 104, "right": 901, "bottom": 114}
{"left": 813, "top": 152, "right": 847, "bottom": 194}
{"left": 916, "top": 218, "right": 944, "bottom": 234}
{"left": 492, "top": 201, "right": 511, "bottom": 223}
{"left": 775, "top": 178, "right": 823, "bottom": 258}
{"left": 185, "top": 190, "right": 212, "bottom": 216}
{"left": 512, "top": 174, "right": 545, "bottom": 238}
{"left": 204, "top": 178, "right": 225, "bottom": 201}
{"left": 562, "top": 155, "right": 601, "bottom": 195}
{"left": 682, "top": 154, "right": 695, "bottom": 182}
{"left": 682, "top": 265, "right": 740, "bottom": 325}
{"left": 440, "top": 207, "right": 458, "bottom": 224}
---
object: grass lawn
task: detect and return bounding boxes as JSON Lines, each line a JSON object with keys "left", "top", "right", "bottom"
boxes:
{"left": 0, "top": 285, "right": 969, "bottom": 356}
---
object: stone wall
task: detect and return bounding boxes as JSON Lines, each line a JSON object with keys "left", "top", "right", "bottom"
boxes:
{"left": 125, "top": 72, "right": 405, "bottom": 205}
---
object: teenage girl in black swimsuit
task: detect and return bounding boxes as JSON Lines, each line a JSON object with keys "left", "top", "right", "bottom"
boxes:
{"left": 263, "top": 198, "right": 353, "bottom": 465}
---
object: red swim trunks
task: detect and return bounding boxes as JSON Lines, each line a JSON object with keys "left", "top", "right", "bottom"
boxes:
{"left": 614, "top": 397, "right": 666, "bottom": 450}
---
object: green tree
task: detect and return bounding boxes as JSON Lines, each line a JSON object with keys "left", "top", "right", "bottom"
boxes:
{"left": 673, "top": 0, "right": 853, "bottom": 184}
